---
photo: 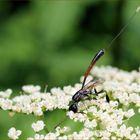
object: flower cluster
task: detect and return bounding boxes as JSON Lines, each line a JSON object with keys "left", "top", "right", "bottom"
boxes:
{"left": 3, "top": 66, "right": 140, "bottom": 139}
{"left": 32, "top": 120, "right": 45, "bottom": 132}
{"left": 27, "top": 126, "right": 70, "bottom": 140}
{"left": 8, "top": 127, "right": 22, "bottom": 140}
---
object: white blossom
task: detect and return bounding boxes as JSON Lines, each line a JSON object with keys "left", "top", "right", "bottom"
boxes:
{"left": 56, "top": 126, "right": 70, "bottom": 134}
{"left": 124, "top": 109, "right": 135, "bottom": 118}
{"left": 34, "top": 134, "right": 44, "bottom": 140}
{"left": 0, "top": 98, "right": 12, "bottom": 110}
{"left": 73, "top": 128, "right": 93, "bottom": 139}
{"left": 8, "top": 127, "right": 22, "bottom": 140}
{"left": 22, "top": 85, "right": 41, "bottom": 94}
{"left": 84, "top": 119, "right": 97, "bottom": 129}
{"left": 0, "top": 89, "right": 12, "bottom": 98}
{"left": 136, "top": 6, "right": 140, "bottom": 13}
{"left": 31, "top": 120, "right": 45, "bottom": 132}
{"left": 44, "top": 133, "right": 57, "bottom": 139}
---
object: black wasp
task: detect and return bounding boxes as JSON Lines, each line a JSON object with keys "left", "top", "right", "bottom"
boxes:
{"left": 69, "top": 49, "right": 109, "bottom": 113}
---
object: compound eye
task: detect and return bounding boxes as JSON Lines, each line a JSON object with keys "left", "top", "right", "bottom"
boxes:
{"left": 69, "top": 103, "right": 77, "bottom": 113}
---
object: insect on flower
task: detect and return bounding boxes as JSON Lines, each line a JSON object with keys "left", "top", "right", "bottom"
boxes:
{"left": 69, "top": 49, "right": 109, "bottom": 113}
{"left": 69, "top": 7, "right": 139, "bottom": 113}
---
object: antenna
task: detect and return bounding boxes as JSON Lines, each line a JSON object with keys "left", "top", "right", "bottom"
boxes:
{"left": 105, "top": 6, "right": 140, "bottom": 51}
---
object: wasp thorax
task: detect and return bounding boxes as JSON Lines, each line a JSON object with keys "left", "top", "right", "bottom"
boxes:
{"left": 72, "top": 89, "right": 89, "bottom": 102}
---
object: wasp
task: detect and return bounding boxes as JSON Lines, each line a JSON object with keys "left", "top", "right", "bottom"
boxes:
{"left": 69, "top": 49, "right": 109, "bottom": 113}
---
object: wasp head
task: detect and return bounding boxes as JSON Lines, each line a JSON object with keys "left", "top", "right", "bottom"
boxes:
{"left": 69, "top": 102, "right": 78, "bottom": 113}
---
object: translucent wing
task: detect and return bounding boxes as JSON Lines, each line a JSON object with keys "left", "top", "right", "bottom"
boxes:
{"left": 82, "top": 79, "right": 103, "bottom": 91}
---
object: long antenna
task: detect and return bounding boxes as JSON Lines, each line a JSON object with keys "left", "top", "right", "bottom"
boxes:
{"left": 81, "top": 6, "right": 140, "bottom": 88}
{"left": 105, "top": 6, "right": 140, "bottom": 51}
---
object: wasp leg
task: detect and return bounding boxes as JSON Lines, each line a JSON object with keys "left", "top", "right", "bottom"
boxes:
{"left": 84, "top": 94, "right": 92, "bottom": 100}
{"left": 105, "top": 94, "right": 110, "bottom": 103}
{"left": 94, "top": 88, "right": 98, "bottom": 96}
{"left": 94, "top": 88, "right": 104, "bottom": 96}
{"left": 77, "top": 111, "right": 87, "bottom": 114}
{"left": 88, "top": 88, "right": 98, "bottom": 100}
{"left": 92, "top": 88, "right": 104, "bottom": 100}
{"left": 94, "top": 89, "right": 110, "bottom": 102}
{"left": 101, "top": 90, "right": 110, "bottom": 103}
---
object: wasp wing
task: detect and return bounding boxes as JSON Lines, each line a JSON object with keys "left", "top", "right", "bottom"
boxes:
{"left": 82, "top": 79, "right": 103, "bottom": 91}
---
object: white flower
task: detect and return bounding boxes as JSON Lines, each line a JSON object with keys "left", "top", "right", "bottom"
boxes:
{"left": 31, "top": 102, "right": 43, "bottom": 116}
{"left": 63, "top": 85, "right": 77, "bottom": 95}
{"left": 67, "top": 111, "right": 87, "bottom": 122}
{"left": 117, "top": 124, "right": 127, "bottom": 138}
{"left": 136, "top": 6, "right": 140, "bottom": 13}
{"left": 27, "top": 138, "right": 34, "bottom": 140}
{"left": 8, "top": 127, "right": 22, "bottom": 140}
{"left": 124, "top": 109, "right": 135, "bottom": 118}
{"left": 135, "top": 127, "right": 140, "bottom": 136}
{"left": 31, "top": 120, "right": 45, "bottom": 132}
{"left": 56, "top": 126, "right": 70, "bottom": 134}
{"left": 0, "top": 89, "right": 12, "bottom": 98}
{"left": 1, "top": 99, "right": 12, "bottom": 110}
{"left": 106, "top": 121, "right": 118, "bottom": 132}
{"left": 58, "top": 135, "right": 67, "bottom": 140}
{"left": 87, "top": 106, "right": 97, "bottom": 113}
{"left": 84, "top": 119, "right": 97, "bottom": 129}
{"left": 130, "top": 133, "right": 136, "bottom": 139}
{"left": 139, "top": 108, "right": 140, "bottom": 113}
{"left": 34, "top": 134, "right": 44, "bottom": 140}
{"left": 44, "top": 133, "right": 57, "bottom": 139}
{"left": 117, "top": 92, "right": 129, "bottom": 105}
{"left": 22, "top": 85, "right": 41, "bottom": 94}
{"left": 111, "top": 136, "right": 117, "bottom": 140}
{"left": 110, "top": 101, "right": 118, "bottom": 108}
{"left": 50, "top": 87, "right": 64, "bottom": 95}
{"left": 100, "top": 130, "right": 111, "bottom": 138}
{"left": 129, "top": 93, "right": 140, "bottom": 104}
{"left": 21, "top": 104, "right": 32, "bottom": 114}
{"left": 73, "top": 128, "right": 93, "bottom": 139}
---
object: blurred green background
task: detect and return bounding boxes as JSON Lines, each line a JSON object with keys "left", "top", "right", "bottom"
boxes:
{"left": 0, "top": 0, "right": 140, "bottom": 139}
